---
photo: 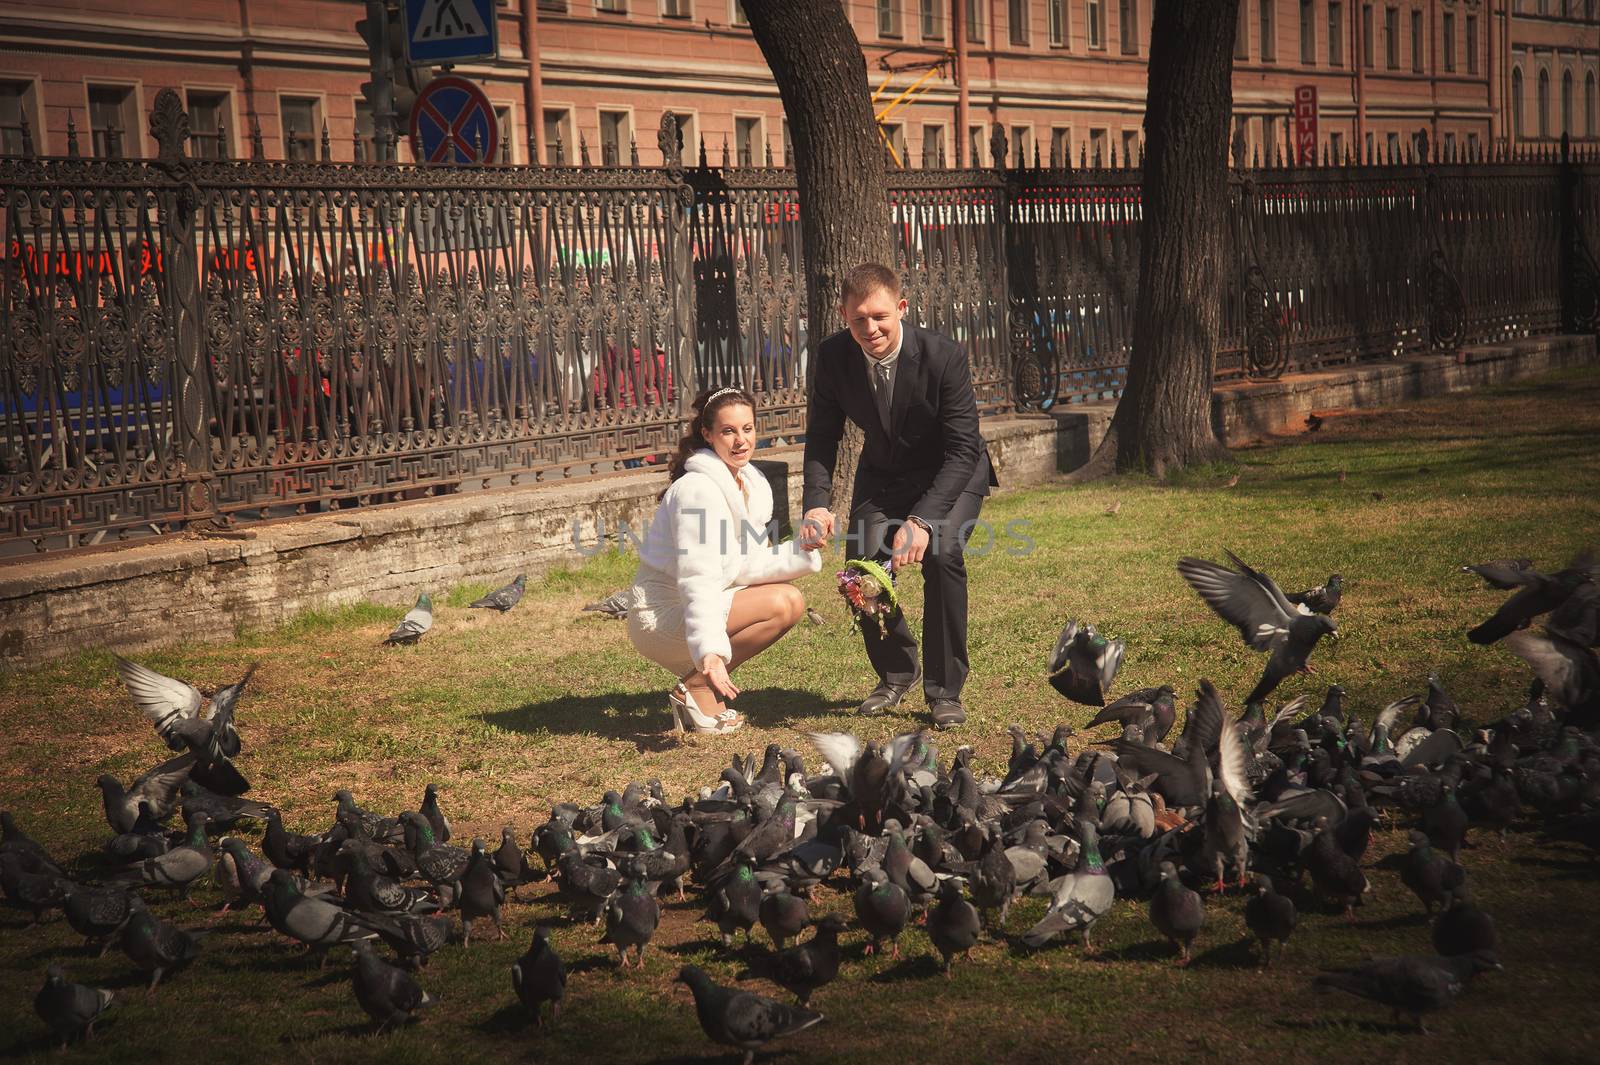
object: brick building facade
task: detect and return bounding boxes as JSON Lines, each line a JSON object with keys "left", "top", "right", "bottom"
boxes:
{"left": 0, "top": 1, "right": 1595, "bottom": 167}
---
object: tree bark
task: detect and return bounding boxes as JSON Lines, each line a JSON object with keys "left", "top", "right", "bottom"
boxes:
{"left": 743, "top": 0, "right": 895, "bottom": 513}
{"left": 1079, "top": 0, "right": 1238, "bottom": 479}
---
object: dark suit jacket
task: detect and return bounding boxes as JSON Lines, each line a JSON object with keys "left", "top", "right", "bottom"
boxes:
{"left": 802, "top": 323, "right": 998, "bottom": 522}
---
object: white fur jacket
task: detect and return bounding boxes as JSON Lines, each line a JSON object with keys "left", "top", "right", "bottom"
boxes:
{"left": 632, "top": 450, "right": 822, "bottom": 667}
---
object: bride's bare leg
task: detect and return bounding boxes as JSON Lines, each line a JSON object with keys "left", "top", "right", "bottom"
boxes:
{"left": 726, "top": 585, "right": 807, "bottom": 668}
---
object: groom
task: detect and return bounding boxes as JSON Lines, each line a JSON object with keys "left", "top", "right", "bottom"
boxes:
{"left": 799, "top": 263, "right": 997, "bottom": 729}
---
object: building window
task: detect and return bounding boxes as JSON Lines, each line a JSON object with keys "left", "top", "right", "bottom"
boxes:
{"left": 599, "top": 109, "right": 630, "bottom": 165}
{"left": 1048, "top": 0, "right": 1067, "bottom": 46}
{"left": 493, "top": 105, "right": 513, "bottom": 163}
{"left": 1588, "top": 72, "right": 1598, "bottom": 138}
{"left": 1410, "top": 9, "right": 1422, "bottom": 72}
{"left": 1236, "top": 4, "right": 1249, "bottom": 59}
{"left": 731, "top": 2, "right": 747, "bottom": 27}
{"left": 1010, "top": 124, "right": 1033, "bottom": 165}
{"left": 186, "top": 91, "right": 232, "bottom": 159}
{"left": 1087, "top": 0, "right": 1105, "bottom": 48}
{"left": 1538, "top": 68, "right": 1550, "bottom": 138}
{"left": 881, "top": 121, "right": 907, "bottom": 166}
{"left": 966, "top": 0, "right": 986, "bottom": 42}
{"left": 1121, "top": 128, "right": 1139, "bottom": 165}
{"left": 1510, "top": 67, "right": 1523, "bottom": 140}
{"left": 1466, "top": 130, "right": 1479, "bottom": 155}
{"left": 662, "top": 0, "right": 690, "bottom": 17}
{"left": 281, "top": 96, "right": 320, "bottom": 160}
{"left": 1089, "top": 127, "right": 1108, "bottom": 165}
{"left": 543, "top": 107, "right": 574, "bottom": 163}
{"left": 1328, "top": 130, "right": 1343, "bottom": 161}
{"left": 921, "top": 0, "right": 943, "bottom": 40}
{"left": 1384, "top": 6, "right": 1397, "bottom": 69}
{"left": 1562, "top": 70, "right": 1574, "bottom": 135}
{"left": 1259, "top": 0, "right": 1275, "bottom": 61}
{"left": 1465, "top": 15, "right": 1477, "bottom": 74}
{"left": 1263, "top": 115, "right": 1281, "bottom": 160}
{"left": 967, "top": 123, "right": 985, "bottom": 166}
{"left": 879, "top": 0, "right": 903, "bottom": 38}
{"left": 1328, "top": 2, "right": 1343, "bottom": 66}
{"left": 735, "top": 115, "right": 762, "bottom": 166}
{"left": 354, "top": 100, "right": 376, "bottom": 161}
{"left": 88, "top": 85, "right": 137, "bottom": 158}
{"left": 1009, "top": 0, "right": 1029, "bottom": 44}
{"left": 596, "top": 0, "right": 626, "bottom": 14}
{"left": 920, "top": 122, "right": 946, "bottom": 166}
{"left": 1362, "top": 5, "right": 1373, "bottom": 67}
{"left": 1120, "top": 0, "right": 1138, "bottom": 53}
{"left": 1049, "top": 126, "right": 1071, "bottom": 165}
{"left": 1386, "top": 131, "right": 1400, "bottom": 159}
{"left": 1442, "top": 11, "right": 1455, "bottom": 72}
{"left": 1300, "top": 0, "right": 1315, "bottom": 64}
{"left": 1443, "top": 131, "right": 1456, "bottom": 157}
{"left": 0, "top": 80, "right": 36, "bottom": 156}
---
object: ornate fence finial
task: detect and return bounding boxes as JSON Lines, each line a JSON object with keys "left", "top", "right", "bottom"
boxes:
{"left": 657, "top": 111, "right": 682, "bottom": 169}
{"left": 216, "top": 119, "right": 229, "bottom": 160}
{"left": 721, "top": 133, "right": 730, "bottom": 168}
{"left": 149, "top": 87, "right": 190, "bottom": 163}
{"left": 630, "top": 134, "right": 639, "bottom": 166}
{"left": 18, "top": 109, "right": 33, "bottom": 156}
{"left": 321, "top": 119, "right": 332, "bottom": 161}
{"left": 65, "top": 111, "right": 79, "bottom": 157}
{"left": 579, "top": 130, "right": 590, "bottom": 166}
{"left": 250, "top": 115, "right": 264, "bottom": 159}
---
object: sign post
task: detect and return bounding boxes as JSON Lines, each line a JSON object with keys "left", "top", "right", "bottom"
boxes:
{"left": 1294, "top": 85, "right": 1318, "bottom": 166}
{"left": 409, "top": 75, "right": 500, "bottom": 164}
{"left": 402, "top": 0, "right": 499, "bottom": 66}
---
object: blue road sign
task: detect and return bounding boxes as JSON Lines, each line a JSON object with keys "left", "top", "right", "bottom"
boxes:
{"left": 403, "top": 0, "right": 498, "bottom": 65}
{"left": 409, "top": 75, "right": 500, "bottom": 164}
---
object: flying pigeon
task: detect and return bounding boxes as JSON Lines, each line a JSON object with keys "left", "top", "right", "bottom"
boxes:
{"left": 114, "top": 657, "right": 255, "bottom": 795}
{"left": 1046, "top": 619, "right": 1126, "bottom": 707}
{"left": 470, "top": 574, "right": 526, "bottom": 612}
{"left": 677, "top": 964, "right": 824, "bottom": 1065}
{"left": 1467, "top": 551, "right": 1593, "bottom": 644}
{"left": 1177, "top": 551, "right": 1340, "bottom": 705}
{"left": 383, "top": 593, "right": 433, "bottom": 646}
{"left": 1286, "top": 574, "right": 1343, "bottom": 615}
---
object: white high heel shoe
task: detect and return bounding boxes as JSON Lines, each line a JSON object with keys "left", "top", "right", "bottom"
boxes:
{"left": 669, "top": 682, "right": 744, "bottom": 735}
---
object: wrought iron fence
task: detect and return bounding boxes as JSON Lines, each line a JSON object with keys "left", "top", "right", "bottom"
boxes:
{"left": 3, "top": 92, "right": 1598, "bottom": 554}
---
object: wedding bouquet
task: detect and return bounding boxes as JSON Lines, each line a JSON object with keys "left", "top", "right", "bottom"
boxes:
{"left": 837, "top": 558, "right": 900, "bottom": 635}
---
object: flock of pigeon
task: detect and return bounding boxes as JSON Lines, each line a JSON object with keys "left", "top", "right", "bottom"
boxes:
{"left": 6, "top": 549, "right": 1599, "bottom": 1060}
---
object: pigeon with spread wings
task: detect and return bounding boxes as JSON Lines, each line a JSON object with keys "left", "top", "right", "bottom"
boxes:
{"left": 1177, "top": 551, "right": 1339, "bottom": 705}
{"left": 114, "top": 657, "right": 256, "bottom": 796}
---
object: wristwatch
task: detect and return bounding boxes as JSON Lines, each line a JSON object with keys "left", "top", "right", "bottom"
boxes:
{"left": 906, "top": 515, "right": 933, "bottom": 535}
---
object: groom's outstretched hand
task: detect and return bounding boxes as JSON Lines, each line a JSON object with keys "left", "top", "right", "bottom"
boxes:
{"left": 799, "top": 507, "right": 834, "bottom": 551}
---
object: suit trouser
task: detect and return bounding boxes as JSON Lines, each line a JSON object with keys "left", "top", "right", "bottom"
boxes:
{"left": 845, "top": 487, "right": 985, "bottom": 702}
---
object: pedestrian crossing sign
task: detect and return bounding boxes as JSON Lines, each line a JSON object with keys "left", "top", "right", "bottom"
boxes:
{"left": 403, "top": 0, "right": 498, "bottom": 65}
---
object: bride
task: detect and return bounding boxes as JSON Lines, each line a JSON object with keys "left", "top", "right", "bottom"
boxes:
{"left": 627, "top": 386, "right": 822, "bottom": 735}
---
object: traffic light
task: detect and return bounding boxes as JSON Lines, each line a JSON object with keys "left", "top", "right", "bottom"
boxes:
{"left": 357, "top": 0, "right": 396, "bottom": 160}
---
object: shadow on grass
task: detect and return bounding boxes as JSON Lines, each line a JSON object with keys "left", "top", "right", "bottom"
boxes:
{"left": 1188, "top": 936, "right": 1262, "bottom": 970}
{"left": 481, "top": 687, "right": 848, "bottom": 749}
{"left": 869, "top": 953, "right": 943, "bottom": 982}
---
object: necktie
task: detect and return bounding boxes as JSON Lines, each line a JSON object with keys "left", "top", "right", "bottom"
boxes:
{"left": 873, "top": 361, "right": 892, "bottom": 431}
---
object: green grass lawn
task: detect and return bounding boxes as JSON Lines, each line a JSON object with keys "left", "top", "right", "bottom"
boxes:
{"left": 2, "top": 366, "right": 1599, "bottom": 1063}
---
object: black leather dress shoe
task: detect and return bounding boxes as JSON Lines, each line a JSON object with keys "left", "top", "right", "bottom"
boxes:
{"left": 928, "top": 699, "right": 967, "bottom": 729}
{"left": 857, "top": 668, "right": 921, "bottom": 714}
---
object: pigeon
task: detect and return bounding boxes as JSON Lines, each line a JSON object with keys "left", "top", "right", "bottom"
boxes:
{"left": 1461, "top": 557, "right": 1535, "bottom": 589}
{"left": 968, "top": 822, "right": 1019, "bottom": 930}
{"left": 120, "top": 898, "right": 206, "bottom": 992}
{"left": 262, "top": 810, "right": 320, "bottom": 876}
{"left": 1200, "top": 715, "right": 1255, "bottom": 892}
{"left": 108, "top": 812, "right": 212, "bottom": 900}
{"left": 374, "top": 913, "right": 457, "bottom": 971}
{"left": 1243, "top": 875, "right": 1297, "bottom": 967}
{"left": 926, "top": 878, "right": 982, "bottom": 974}
{"left": 707, "top": 856, "right": 762, "bottom": 947}
{"left": 1421, "top": 784, "right": 1470, "bottom": 861}
{"left": 1085, "top": 685, "right": 1177, "bottom": 745}
{"left": 1177, "top": 551, "right": 1340, "bottom": 704}
{"left": 677, "top": 964, "right": 824, "bottom": 1065}
{"left": 1046, "top": 619, "right": 1126, "bottom": 706}
{"left": 1468, "top": 552, "right": 1593, "bottom": 645}
{"left": 1149, "top": 861, "right": 1205, "bottom": 964}
{"left": 97, "top": 756, "right": 194, "bottom": 832}
{"left": 581, "top": 588, "right": 634, "bottom": 619}
{"left": 351, "top": 938, "right": 437, "bottom": 1032}
{"left": 746, "top": 913, "right": 846, "bottom": 1006}
{"left": 1400, "top": 830, "right": 1466, "bottom": 914}
{"left": 470, "top": 574, "right": 527, "bottom": 611}
{"left": 758, "top": 888, "right": 810, "bottom": 951}
{"left": 61, "top": 885, "right": 135, "bottom": 954}
{"left": 602, "top": 873, "right": 660, "bottom": 969}
{"left": 512, "top": 926, "right": 566, "bottom": 1026}
{"left": 492, "top": 826, "right": 536, "bottom": 892}
{"left": 34, "top": 966, "right": 115, "bottom": 1048}
{"left": 1501, "top": 630, "right": 1600, "bottom": 728}
{"left": 1432, "top": 890, "right": 1499, "bottom": 958}
{"left": 0, "top": 852, "right": 69, "bottom": 924}
{"left": 853, "top": 867, "right": 911, "bottom": 958}
{"left": 1307, "top": 816, "right": 1370, "bottom": 918}
{"left": 1313, "top": 952, "right": 1501, "bottom": 1033}
{"left": 263, "top": 868, "right": 383, "bottom": 966}
{"left": 341, "top": 842, "right": 437, "bottom": 916}
{"left": 383, "top": 592, "right": 433, "bottom": 645}
{"left": 400, "top": 812, "right": 470, "bottom": 901}
{"left": 1286, "top": 574, "right": 1343, "bottom": 615}
{"left": 114, "top": 656, "right": 255, "bottom": 795}
{"left": 459, "top": 839, "right": 507, "bottom": 946}
{"left": 1021, "top": 820, "right": 1116, "bottom": 952}
{"left": 419, "top": 783, "right": 452, "bottom": 844}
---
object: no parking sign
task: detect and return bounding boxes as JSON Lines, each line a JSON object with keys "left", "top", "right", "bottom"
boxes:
{"left": 409, "top": 75, "right": 500, "bottom": 165}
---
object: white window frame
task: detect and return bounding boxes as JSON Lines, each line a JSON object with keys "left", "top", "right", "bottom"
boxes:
{"left": 84, "top": 79, "right": 145, "bottom": 159}
{"left": 597, "top": 105, "right": 635, "bottom": 166}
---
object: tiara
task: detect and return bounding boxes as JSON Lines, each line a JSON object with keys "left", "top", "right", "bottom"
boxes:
{"left": 704, "top": 386, "right": 744, "bottom": 405}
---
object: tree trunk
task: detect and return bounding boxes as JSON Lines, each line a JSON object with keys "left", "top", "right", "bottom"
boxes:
{"left": 743, "top": 0, "right": 895, "bottom": 513}
{"left": 1080, "top": 0, "right": 1238, "bottom": 479}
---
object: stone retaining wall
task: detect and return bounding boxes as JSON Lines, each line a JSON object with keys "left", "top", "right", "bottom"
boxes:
{"left": 1, "top": 334, "right": 1591, "bottom": 667}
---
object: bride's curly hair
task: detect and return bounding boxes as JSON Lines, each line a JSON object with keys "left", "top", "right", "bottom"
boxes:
{"left": 664, "top": 386, "right": 757, "bottom": 488}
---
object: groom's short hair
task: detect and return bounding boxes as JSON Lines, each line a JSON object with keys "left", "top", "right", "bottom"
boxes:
{"left": 840, "top": 262, "right": 902, "bottom": 304}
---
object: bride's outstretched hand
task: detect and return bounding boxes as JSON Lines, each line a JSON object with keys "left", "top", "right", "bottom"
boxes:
{"left": 701, "top": 653, "right": 740, "bottom": 702}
